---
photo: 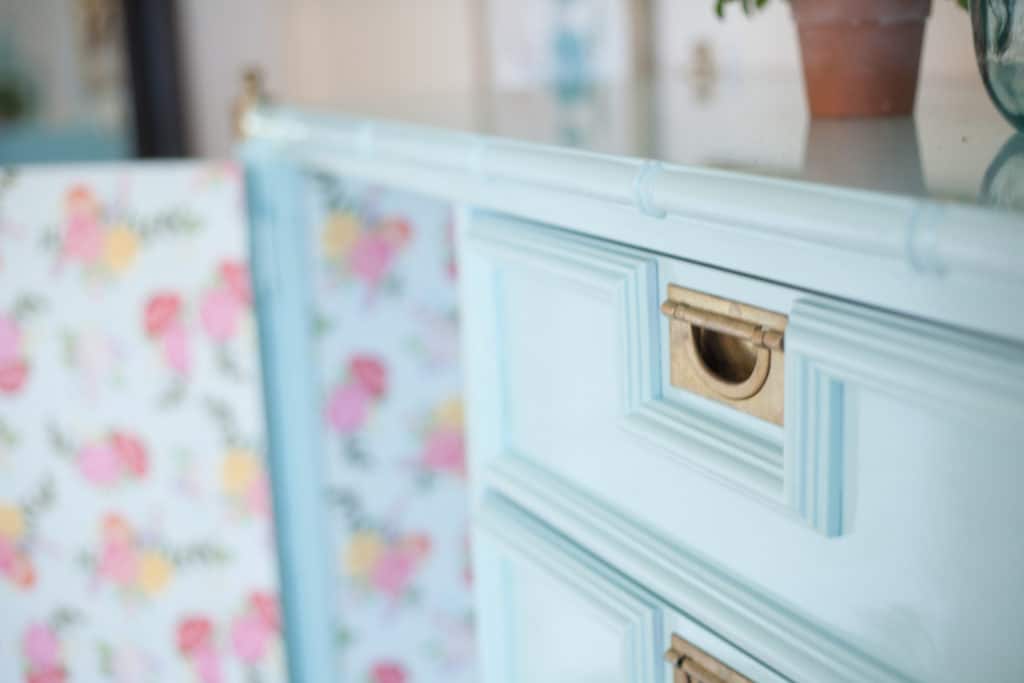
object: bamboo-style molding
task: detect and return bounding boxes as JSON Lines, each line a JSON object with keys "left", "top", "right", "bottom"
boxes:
{"left": 244, "top": 105, "right": 1024, "bottom": 284}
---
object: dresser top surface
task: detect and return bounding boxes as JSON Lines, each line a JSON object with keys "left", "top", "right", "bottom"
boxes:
{"left": 275, "top": 71, "right": 1022, "bottom": 214}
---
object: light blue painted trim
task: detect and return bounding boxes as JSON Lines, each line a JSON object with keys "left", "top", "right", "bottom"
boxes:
{"left": 633, "top": 160, "right": 666, "bottom": 219}
{"left": 785, "top": 296, "right": 1024, "bottom": 536}
{"left": 483, "top": 456, "right": 911, "bottom": 683}
{"left": 244, "top": 105, "right": 1024, "bottom": 343}
{"left": 243, "top": 105, "right": 1024, "bottom": 284}
{"left": 243, "top": 142, "right": 337, "bottom": 683}
{"left": 784, "top": 350, "right": 845, "bottom": 537}
{"left": 476, "top": 494, "right": 666, "bottom": 683}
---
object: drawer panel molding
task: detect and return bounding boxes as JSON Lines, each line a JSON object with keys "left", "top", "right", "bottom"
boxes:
{"left": 483, "top": 456, "right": 909, "bottom": 683}
{"left": 465, "top": 215, "right": 786, "bottom": 507}
{"left": 786, "top": 297, "right": 1024, "bottom": 536}
{"left": 476, "top": 495, "right": 666, "bottom": 683}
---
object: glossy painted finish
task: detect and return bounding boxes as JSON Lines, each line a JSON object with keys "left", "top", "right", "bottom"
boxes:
{"left": 245, "top": 103, "right": 1024, "bottom": 343}
{"left": 457, "top": 211, "right": 1024, "bottom": 682}
{"left": 244, "top": 80, "right": 1024, "bottom": 683}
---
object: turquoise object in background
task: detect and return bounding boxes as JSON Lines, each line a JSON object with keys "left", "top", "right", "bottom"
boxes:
{"left": 0, "top": 27, "right": 131, "bottom": 163}
{"left": 0, "top": 122, "right": 130, "bottom": 163}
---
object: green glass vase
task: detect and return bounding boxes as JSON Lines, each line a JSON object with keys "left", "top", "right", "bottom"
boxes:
{"left": 972, "top": 0, "right": 1024, "bottom": 130}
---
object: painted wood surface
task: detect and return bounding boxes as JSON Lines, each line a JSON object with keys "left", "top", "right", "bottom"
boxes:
{"left": 245, "top": 146, "right": 338, "bottom": 683}
{"left": 457, "top": 209, "right": 1024, "bottom": 682}
{"left": 474, "top": 494, "right": 789, "bottom": 683}
{"left": 244, "top": 105, "right": 1024, "bottom": 683}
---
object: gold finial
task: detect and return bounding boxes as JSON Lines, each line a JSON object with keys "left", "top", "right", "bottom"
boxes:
{"left": 233, "top": 66, "right": 269, "bottom": 139}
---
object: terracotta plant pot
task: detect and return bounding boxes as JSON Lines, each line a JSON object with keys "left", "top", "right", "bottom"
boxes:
{"left": 790, "top": 0, "right": 932, "bottom": 118}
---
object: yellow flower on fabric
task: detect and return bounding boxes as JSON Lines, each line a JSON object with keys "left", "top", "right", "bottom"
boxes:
{"left": 222, "top": 449, "right": 260, "bottom": 496}
{"left": 0, "top": 503, "right": 25, "bottom": 540}
{"left": 344, "top": 530, "right": 383, "bottom": 578}
{"left": 434, "top": 398, "right": 463, "bottom": 429}
{"left": 103, "top": 225, "right": 139, "bottom": 273}
{"left": 322, "top": 212, "right": 360, "bottom": 261}
{"left": 137, "top": 551, "right": 173, "bottom": 594}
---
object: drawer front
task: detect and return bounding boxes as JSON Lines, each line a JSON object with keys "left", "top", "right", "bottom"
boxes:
{"left": 460, "top": 212, "right": 795, "bottom": 505}
{"left": 474, "top": 495, "right": 780, "bottom": 683}
{"left": 459, "top": 212, "right": 1024, "bottom": 682}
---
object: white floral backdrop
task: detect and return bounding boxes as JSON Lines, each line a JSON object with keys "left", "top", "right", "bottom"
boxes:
{"left": 0, "top": 162, "right": 474, "bottom": 683}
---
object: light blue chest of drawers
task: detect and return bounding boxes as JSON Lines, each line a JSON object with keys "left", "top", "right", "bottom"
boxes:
{"left": 244, "top": 75, "right": 1024, "bottom": 682}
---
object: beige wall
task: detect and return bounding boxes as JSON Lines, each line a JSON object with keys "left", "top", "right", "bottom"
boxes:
{"left": 178, "top": 0, "right": 481, "bottom": 157}
{"left": 178, "top": 0, "right": 287, "bottom": 157}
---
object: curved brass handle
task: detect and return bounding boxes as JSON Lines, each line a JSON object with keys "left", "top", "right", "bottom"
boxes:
{"left": 661, "top": 286, "right": 787, "bottom": 425}
{"left": 684, "top": 330, "right": 771, "bottom": 400}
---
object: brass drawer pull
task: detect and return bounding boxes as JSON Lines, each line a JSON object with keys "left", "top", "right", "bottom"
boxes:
{"left": 665, "top": 634, "right": 753, "bottom": 683}
{"left": 660, "top": 285, "right": 788, "bottom": 425}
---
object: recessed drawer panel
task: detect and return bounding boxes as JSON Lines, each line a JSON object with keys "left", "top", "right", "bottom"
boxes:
{"left": 459, "top": 211, "right": 1024, "bottom": 683}
{"left": 474, "top": 495, "right": 780, "bottom": 683}
{"left": 461, "top": 212, "right": 798, "bottom": 514}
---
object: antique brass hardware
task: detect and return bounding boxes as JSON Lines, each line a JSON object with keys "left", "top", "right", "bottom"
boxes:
{"left": 665, "top": 633, "right": 753, "bottom": 683}
{"left": 660, "top": 285, "right": 787, "bottom": 425}
{"left": 233, "top": 66, "right": 270, "bottom": 139}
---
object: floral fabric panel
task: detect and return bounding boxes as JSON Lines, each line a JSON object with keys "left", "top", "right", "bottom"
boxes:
{"left": 0, "top": 164, "right": 284, "bottom": 683}
{"left": 308, "top": 173, "right": 475, "bottom": 683}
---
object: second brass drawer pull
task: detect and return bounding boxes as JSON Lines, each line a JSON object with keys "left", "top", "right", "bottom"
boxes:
{"left": 665, "top": 634, "right": 753, "bottom": 683}
{"left": 660, "top": 285, "right": 788, "bottom": 425}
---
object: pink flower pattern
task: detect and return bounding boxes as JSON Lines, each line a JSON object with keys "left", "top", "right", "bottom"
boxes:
{"left": 2, "top": 168, "right": 472, "bottom": 682}
{"left": 162, "top": 321, "right": 191, "bottom": 375}
{"left": 326, "top": 354, "right": 388, "bottom": 436}
{"left": 78, "top": 443, "right": 122, "bottom": 485}
{"left": 421, "top": 430, "right": 466, "bottom": 478}
{"left": 0, "top": 313, "right": 29, "bottom": 394}
{"left": 322, "top": 212, "right": 412, "bottom": 295}
{"left": 371, "top": 661, "right": 408, "bottom": 683}
{"left": 23, "top": 624, "right": 60, "bottom": 670}
{"left": 0, "top": 314, "right": 20, "bottom": 360}
{"left": 326, "top": 383, "right": 371, "bottom": 434}
{"left": 230, "top": 613, "right": 271, "bottom": 664}
{"left": 144, "top": 292, "right": 191, "bottom": 377}
{"left": 75, "top": 431, "right": 149, "bottom": 486}
{"left": 97, "top": 539, "right": 139, "bottom": 585}
{"left": 22, "top": 623, "right": 66, "bottom": 683}
{"left": 347, "top": 531, "right": 432, "bottom": 602}
{"left": 200, "top": 261, "right": 250, "bottom": 343}
{"left": 177, "top": 592, "right": 279, "bottom": 682}
{"left": 64, "top": 214, "right": 102, "bottom": 262}
{"left": 201, "top": 287, "right": 242, "bottom": 342}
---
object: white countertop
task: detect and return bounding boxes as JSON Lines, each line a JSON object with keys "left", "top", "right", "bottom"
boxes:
{"left": 275, "top": 71, "right": 1022, "bottom": 212}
